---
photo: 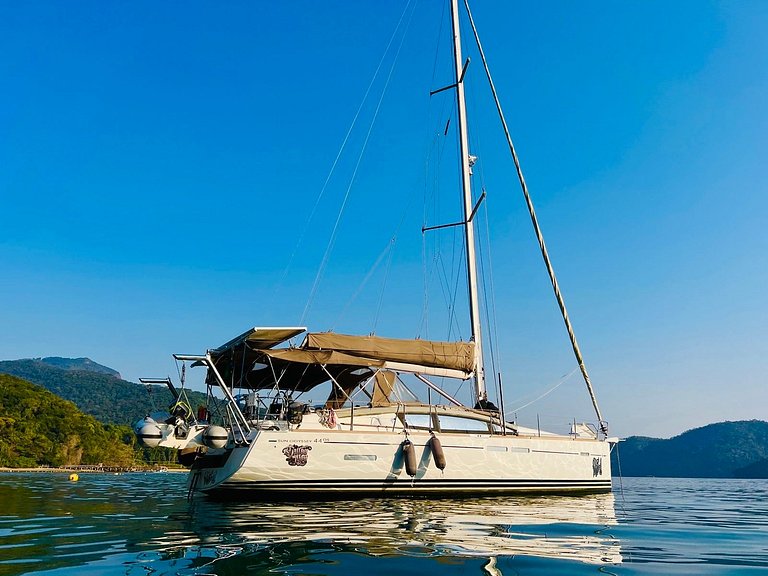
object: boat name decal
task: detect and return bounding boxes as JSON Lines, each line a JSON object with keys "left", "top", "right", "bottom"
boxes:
{"left": 282, "top": 444, "right": 312, "bottom": 466}
{"left": 274, "top": 438, "right": 328, "bottom": 443}
{"left": 592, "top": 457, "right": 603, "bottom": 477}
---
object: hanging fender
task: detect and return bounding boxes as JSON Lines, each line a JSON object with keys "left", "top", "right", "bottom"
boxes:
{"left": 401, "top": 439, "right": 418, "bottom": 477}
{"left": 429, "top": 434, "right": 446, "bottom": 470}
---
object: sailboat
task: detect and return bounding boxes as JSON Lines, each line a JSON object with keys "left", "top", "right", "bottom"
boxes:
{"left": 135, "top": 0, "right": 617, "bottom": 497}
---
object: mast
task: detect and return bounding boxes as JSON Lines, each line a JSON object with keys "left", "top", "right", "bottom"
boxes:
{"left": 450, "top": 0, "right": 486, "bottom": 401}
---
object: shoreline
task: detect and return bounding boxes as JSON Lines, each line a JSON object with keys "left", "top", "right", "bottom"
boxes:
{"left": 0, "top": 466, "right": 187, "bottom": 474}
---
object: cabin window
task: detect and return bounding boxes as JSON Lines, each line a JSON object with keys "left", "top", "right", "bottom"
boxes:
{"left": 404, "top": 414, "right": 433, "bottom": 430}
{"left": 437, "top": 415, "right": 490, "bottom": 433}
{"left": 344, "top": 454, "right": 377, "bottom": 461}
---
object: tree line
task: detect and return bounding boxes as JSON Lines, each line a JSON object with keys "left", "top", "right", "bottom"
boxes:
{"left": 0, "top": 374, "right": 177, "bottom": 468}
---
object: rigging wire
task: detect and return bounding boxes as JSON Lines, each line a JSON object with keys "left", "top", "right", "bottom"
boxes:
{"left": 333, "top": 0, "right": 451, "bottom": 338}
{"left": 302, "top": 0, "right": 417, "bottom": 324}
{"left": 420, "top": 127, "right": 454, "bottom": 338}
{"left": 423, "top": 72, "right": 466, "bottom": 348}
{"left": 447, "top": 84, "right": 464, "bottom": 346}
{"left": 430, "top": 246, "right": 465, "bottom": 344}
{"left": 269, "top": 0, "right": 414, "bottom": 315}
{"left": 463, "top": 0, "right": 607, "bottom": 433}
{"left": 447, "top": 237, "right": 465, "bottom": 342}
{"left": 330, "top": 238, "right": 395, "bottom": 330}
{"left": 420, "top": 178, "right": 430, "bottom": 337}
{"left": 475, "top": 199, "right": 499, "bottom": 398}
{"left": 507, "top": 366, "right": 579, "bottom": 413}
{"left": 372, "top": 238, "right": 396, "bottom": 332}
{"left": 174, "top": 356, "right": 184, "bottom": 386}
{"left": 420, "top": 0, "right": 457, "bottom": 340}
{"left": 482, "top": 199, "right": 504, "bottom": 396}
{"left": 421, "top": 134, "right": 445, "bottom": 338}
{"left": 461, "top": 38, "right": 504, "bottom": 402}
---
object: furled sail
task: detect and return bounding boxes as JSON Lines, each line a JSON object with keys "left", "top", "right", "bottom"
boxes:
{"left": 303, "top": 333, "right": 476, "bottom": 374}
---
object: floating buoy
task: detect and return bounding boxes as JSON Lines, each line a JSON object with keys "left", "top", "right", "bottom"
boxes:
{"left": 69, "top": 473, "right": 79, "bottom": 482}
{"left": 401, "top": 439, "right": 417, "bottom": 477}
{"left": 429, "top": 434, "right": 446, "bottom": 471}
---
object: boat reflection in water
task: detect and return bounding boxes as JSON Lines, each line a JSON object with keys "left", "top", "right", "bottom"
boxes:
{"left": 155, "top": 493, "right": 621, "bottom": 570}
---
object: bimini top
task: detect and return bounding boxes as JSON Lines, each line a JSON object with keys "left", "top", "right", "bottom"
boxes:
{"left": 206, "top": 327, "right": 476, "bottom": 393}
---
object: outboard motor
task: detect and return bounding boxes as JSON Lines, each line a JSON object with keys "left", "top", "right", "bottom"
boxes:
{"left": 287, "top": 401, "right": 307, "bottom": 425}
{"left": 174, "top": 421, "right": 189, "bottom": 440}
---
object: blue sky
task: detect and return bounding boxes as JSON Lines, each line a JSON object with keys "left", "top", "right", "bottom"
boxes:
{"left": 2, "top": 1, "right": 766, "bottom": 438}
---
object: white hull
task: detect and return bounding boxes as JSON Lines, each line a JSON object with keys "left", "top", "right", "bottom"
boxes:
{"left": 188, "top": 421, "right": 612, "bottom": 497}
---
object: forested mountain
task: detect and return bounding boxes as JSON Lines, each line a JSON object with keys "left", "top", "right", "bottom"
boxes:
{"left": 0, "top": 359, "right": 208, "bottom": 427}
{"left": 612, "top": 420, "right": 768, "bottom": 478}
{"left": 734, "top": 458, "right": 768, "bottom": 478}
{"left": 0, "top": 374, "right": 136, "bottom": 467}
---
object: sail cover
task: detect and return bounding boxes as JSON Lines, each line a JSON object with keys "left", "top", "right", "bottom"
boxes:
{"left": 304, "top": 333, "right": 476, "bottom": 373}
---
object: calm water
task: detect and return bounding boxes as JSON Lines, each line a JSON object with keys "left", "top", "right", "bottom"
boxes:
{"left": 0, "top": 473, "right": 766, "bottom": 575}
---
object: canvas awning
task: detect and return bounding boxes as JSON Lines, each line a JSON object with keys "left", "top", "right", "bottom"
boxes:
{"left": 206, "top": 327, "right": 475, "bottom": 393}
{"left": 212, "top": 327, "right": 306, "bottom": 353}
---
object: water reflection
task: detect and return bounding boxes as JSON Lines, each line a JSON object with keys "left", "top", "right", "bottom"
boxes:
{"left": 5, "top": 474, "right": 767, "bottom": 575}
{"left": 161, "top": 493, "right": 622, "bottom": 567}
{"left": 0, "top": 473, "right": 621, "bottom": 576}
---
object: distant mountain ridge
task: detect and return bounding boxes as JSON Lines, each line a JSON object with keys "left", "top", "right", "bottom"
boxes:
{"left": 612, "top": 420, "right": 768, "bottom": 478}
{"left": 0, "top": 358, "right": 208, "bottom": 427}
{"left": 38, "top": 356, "right": 121, "bottom": 379}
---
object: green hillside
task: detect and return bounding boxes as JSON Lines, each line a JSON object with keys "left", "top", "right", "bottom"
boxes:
{"left": 612, "top": 420, "right": 768, "bottom": 478}
{"left": 39, "top": 356, "right": 121, "bottom": 378}
{"left": 0, "top": 374, "right": 136, "bottom": 467}
{"left": 0, "top": 359, "right": 209, "bottom": 427}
